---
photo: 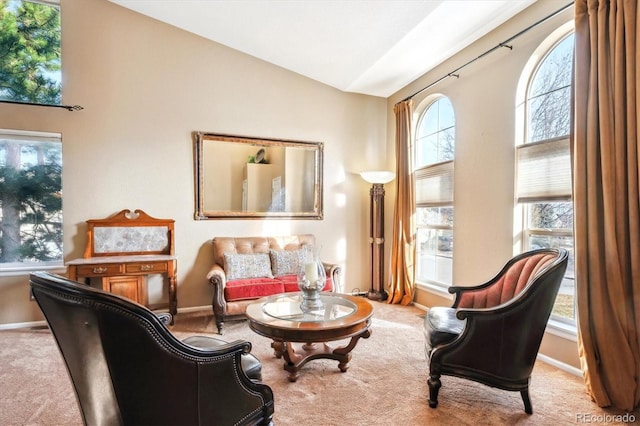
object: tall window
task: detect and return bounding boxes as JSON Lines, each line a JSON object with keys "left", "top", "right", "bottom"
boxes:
{"left": 415, "top": 96, "right": 455, "bottom": 288}
{"left": 0, "top": 129, "right": 63, "bottom": 270}
{"left": 0, "top": 0, "right": 61, "bottom": 105}
{"left": 516, "top": 32, "right": 575, "bottom": 322}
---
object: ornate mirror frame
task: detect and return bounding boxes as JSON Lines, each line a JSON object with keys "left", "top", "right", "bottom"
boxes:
{"left": 194, "top": 132, "right": 324, "bottom": 220}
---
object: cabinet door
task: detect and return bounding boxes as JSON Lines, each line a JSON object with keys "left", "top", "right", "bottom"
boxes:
{"left": 102, "top": 275, "right": 147, "bottom": 306}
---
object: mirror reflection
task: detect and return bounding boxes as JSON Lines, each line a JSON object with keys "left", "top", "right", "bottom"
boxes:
{"left": 194, "top": 132, "right": 323, "bottom": 219}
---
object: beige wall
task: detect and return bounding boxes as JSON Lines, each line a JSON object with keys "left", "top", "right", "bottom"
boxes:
{"left": 387, "top": 0, "right": 580, "bottom": 369}
{"left": 0, "top": 0, "right": 388, "bottom": 325}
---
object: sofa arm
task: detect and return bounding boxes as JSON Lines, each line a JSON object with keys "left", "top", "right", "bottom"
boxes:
{"left": 207, "top": 264, "right": 228, "bottom": 320}
{"left": 207, "top": 263, "right": 226, "bottom": 285}
{"left": 323, "top": 262, "right": 343, "bottom": 293}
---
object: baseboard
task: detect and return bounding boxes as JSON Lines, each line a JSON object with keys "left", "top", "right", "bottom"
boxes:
{"left": 412, "top": 301, "right": 428, "bottom": 311}
{"left": 176, "top": 305, "right": 211, "bottom": 314}
{"left": 537, "top": 353, "right": 582, "bottom": 377}
{"left": 0, "top": 320, "right": 48, "bottom": 330}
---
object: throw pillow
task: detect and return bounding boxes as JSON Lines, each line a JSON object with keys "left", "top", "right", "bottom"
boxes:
{"left": 224, "top": 252, "right": 274, "bottom": 281}
{"left": 269, "top": 246, "right": 312, "bottom": 277}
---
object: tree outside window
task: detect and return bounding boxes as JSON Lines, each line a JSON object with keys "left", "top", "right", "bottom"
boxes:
{"left": 0, "top": 131, "right": 63, "bottom": 269}
{"left": 519, "top": 32, "right": 575, "bottom": 322}
{"left": 0, "top": 0, "right": 61, "bottom": 105}
{"left": 415, "top": 97, "right": 455, "bottom": 288}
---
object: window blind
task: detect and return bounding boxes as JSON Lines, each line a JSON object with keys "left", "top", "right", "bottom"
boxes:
{"left": 516, "top": 137, "right": 571, "bottom": 202}
{"left": 415, "top": 160, "right": 453, "bottom": 207}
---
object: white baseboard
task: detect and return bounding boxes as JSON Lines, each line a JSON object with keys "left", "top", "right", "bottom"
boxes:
{"left": 175, "top": 305, "right": 211, "bottom": 314}
{"left": 412, "top": 302, "right": 428, "bottom": 312}
{"left": 0, "top": 320, "right": 48, "bottom": 330}
{"left": 537, "top": 353, "right": 582, "bottom": 377}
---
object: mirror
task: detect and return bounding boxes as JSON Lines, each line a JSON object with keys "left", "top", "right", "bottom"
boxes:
{"left": 194, "top": 132, "right": 324, "bottom": 219}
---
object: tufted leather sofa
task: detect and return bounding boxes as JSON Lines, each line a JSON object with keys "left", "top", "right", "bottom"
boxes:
{"left": 207, "top": 234, "right": 342, "bottom": 334}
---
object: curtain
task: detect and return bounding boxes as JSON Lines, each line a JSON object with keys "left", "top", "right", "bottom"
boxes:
{"left": 573, "top": 0, "right": 640, "bottom": 411}
{"left": 388, "top": 100, "right": 416, "bottom": 305}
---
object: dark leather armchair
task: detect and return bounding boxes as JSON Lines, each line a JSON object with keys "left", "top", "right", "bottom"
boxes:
{"left": 424, "top": 248, "right": 568, "bottom": 414}
{"left": 30, "top": 272, "right": 274, "bottom": 426}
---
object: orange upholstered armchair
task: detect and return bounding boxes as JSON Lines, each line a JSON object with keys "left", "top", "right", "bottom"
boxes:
{"left": 424, "top": 248, "right": 569, "bottom": 414}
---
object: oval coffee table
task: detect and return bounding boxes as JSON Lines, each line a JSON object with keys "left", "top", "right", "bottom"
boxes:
{"left": 246, "top": 292, "right": 373, "bottom": 382}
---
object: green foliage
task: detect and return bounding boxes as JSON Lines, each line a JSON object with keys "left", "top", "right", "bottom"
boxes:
{"left": 0, "top": 141, "right": 63, "bottom": 263}
{"left": 0, "top": 0, "right": 61, "bottom": 104}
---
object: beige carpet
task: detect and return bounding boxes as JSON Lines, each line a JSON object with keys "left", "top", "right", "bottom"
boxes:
{"left": 0, "top": 301, "right": 636, "bottom": 425}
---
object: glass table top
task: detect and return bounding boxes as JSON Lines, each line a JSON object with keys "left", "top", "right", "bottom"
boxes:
{"left": 261, "top": 293, "right": 356, "bottom": 323}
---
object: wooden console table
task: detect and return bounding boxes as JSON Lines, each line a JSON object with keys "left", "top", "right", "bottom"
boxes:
{"left": 66, "top": 209, "right": 177, "bottom": 318}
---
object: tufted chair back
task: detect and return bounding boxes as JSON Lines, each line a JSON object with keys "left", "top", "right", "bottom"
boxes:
{"left": 455, "top": 252, "right": 557, "bottom": 309}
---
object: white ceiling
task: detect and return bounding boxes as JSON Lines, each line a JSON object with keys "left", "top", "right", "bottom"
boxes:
{"left": 108, "top": 0, "right": 537, "bottom": 98}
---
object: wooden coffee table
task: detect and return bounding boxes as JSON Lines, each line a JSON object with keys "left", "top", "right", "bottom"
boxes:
{"left": 246, "top": 292, "right": 373, "bottom": 382}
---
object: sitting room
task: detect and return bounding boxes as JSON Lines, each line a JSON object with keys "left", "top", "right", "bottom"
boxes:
{"left": 1, "top": 0, "right": 638, "bottom": 424}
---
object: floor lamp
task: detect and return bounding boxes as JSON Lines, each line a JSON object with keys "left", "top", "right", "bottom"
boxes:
{"left": 360, "top": 171, "right": 395, "bottom": 301}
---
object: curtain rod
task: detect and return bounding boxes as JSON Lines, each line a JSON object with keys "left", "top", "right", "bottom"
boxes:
{"left": 0, "top": 100, "right": 83, "bottom": 111}
{"left": 400, "top": 1, "right": 574, "bottom": 104}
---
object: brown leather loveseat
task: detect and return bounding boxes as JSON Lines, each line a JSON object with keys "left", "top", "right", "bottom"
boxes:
{"left": 207, "top": 234, "right": 342, "bottom": 333}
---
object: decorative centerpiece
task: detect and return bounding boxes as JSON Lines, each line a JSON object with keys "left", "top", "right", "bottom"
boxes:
{"left": 298, "top": 247, "right": 326, "bottom": 312}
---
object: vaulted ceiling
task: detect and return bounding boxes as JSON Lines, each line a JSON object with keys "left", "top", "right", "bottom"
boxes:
{"left": 108, "top": 0, "right": 537, "bottom": 98}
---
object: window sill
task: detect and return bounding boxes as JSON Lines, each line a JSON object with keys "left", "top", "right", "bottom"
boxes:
{"left": 416, "top": 281, "right": 454, "bottom": 300}
{"left": 0, "top": 263, "right": 65, "bottom": 277}
{"left": 546, "top": 318, "right": 578, "bottom": 341}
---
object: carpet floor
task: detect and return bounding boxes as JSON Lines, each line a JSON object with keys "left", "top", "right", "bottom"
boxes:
{"left": 0, "top": 301, "right": 636, "bottom": 425}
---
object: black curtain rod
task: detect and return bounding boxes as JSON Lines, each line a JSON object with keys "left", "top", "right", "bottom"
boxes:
{"left": 0, "top": 99, "right": 83, "bottom": 111}
{"left": 400, "top": 1, "right": 574, "bottom": 103}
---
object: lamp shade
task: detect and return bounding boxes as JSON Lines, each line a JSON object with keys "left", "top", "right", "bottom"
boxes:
{"left": 360, "top": 170, "right": 395, "bottom": 184}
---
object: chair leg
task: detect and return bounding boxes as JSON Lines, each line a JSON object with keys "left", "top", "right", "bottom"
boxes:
{"left": 428, "top": 374, "right": 441, "bottom": 408}
{"left": 520, "top": 389, "right": 533, "bottom": 414}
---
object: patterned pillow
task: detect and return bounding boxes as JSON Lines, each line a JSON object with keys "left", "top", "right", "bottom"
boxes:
{"left": 223, "top": 252, "right": 274, "bottom": 281}
{"left": 269, "top": 247, "right": 312, "bottom": 277}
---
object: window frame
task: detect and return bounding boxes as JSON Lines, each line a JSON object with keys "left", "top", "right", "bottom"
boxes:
{"left": 515, "top": 24, "right": 576, "bottom": 333}
{"left": 0, "top": 128, "right": 64, "bottom": 276}
{"left": 414, "top": 96, "right": 455, "bottom": 292}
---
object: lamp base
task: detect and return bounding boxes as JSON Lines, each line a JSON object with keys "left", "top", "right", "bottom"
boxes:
{"left": 367, "top": 289, "right": 388, "bottom": 302}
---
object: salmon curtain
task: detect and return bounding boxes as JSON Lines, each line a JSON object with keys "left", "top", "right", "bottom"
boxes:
{"left": 388, "top": 100, "right": 416, "bottom": 305}
{"left": 573, "top": 0, "right": 640, "bottom": 410}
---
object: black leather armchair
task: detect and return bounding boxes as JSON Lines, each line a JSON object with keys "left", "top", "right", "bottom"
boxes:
{"left": 30, "top": 272, "right": 274, "bottom": 426}
{"left": 424, "top": 248, "right": 568, "bottom": 414}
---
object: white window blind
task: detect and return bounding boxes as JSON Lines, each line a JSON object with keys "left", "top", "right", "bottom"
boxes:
{"left": 516, "top": 137, "right": 571, "bottom": 202}
{"left": 415, "top": 160, "right": 453, "bottom": 207}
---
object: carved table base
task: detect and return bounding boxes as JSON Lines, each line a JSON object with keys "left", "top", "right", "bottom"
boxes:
{"left": 271, "top": 328, "right": 372, "bottom": 382}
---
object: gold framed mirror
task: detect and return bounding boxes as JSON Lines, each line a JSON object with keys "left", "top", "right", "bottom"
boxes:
{"left": 194, "top": 132, "right": 324, "bottom": 219}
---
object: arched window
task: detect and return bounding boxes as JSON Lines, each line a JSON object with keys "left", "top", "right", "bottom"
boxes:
{"left": 415, "top": 96, "right": 454, "bottom": 288}
{"left": 516, "top": 31, "right": 575, "bottom": 323}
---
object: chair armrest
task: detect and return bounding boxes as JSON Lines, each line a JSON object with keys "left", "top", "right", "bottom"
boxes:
{"left": 448, "top": 275, "right": 503, "bottom": 308}
{"left": 155, "top": 312, "right": 173, "bottom": 325}
{"left": 174, "top": 339, "right": 274, "bottom": 425}
{"left": 323, "top": 261, "right": 343, "bottom": 292}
